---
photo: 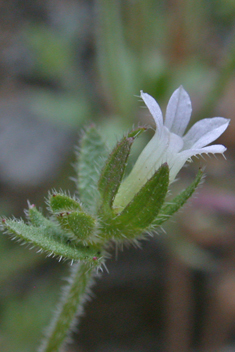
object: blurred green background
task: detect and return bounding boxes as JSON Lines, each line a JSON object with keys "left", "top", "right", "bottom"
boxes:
{"left": 0, "top": 0, "right": 234, "bottom": 351}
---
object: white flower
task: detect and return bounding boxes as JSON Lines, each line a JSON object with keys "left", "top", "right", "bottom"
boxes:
{"left": 114, "top": 86, "right": 229, "bottom": 210}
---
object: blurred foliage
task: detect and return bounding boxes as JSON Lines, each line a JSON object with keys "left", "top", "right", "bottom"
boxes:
{"left": 29, "top": 89, "right": 90, "bottom": 128}
{"left": 0, "top": 0, "right": 235, "bottom": 351}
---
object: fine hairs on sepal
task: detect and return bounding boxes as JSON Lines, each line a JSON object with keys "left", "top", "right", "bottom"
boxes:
{"left": 0, "top": 87, "right": 229, "bottom": 352}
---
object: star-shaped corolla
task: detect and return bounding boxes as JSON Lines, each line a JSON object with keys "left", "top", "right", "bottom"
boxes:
{"left": 114, "top": 86, "right": 229, "bottom": 210}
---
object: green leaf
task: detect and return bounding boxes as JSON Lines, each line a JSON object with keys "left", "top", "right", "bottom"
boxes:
{"left": 98, "top": 137, "right": 133, "bottom": 214}
{"left": 28, "top": 205, "right": 52, "bottom": 227}
{"left": 96, "top": 0, "right": 138, "bottom": 119}
{"left": 56, "top": 211, "right": 97, "bottom": 244}
{"left": 76, "top": 126, "right": 108, "bottom": 212}
{"left": 127, "top": 127, "right": 146, "bottom": 138}
{"left": 2, "top": 219, "right": 102, "bottom": 262}
{"left": 25, "top": 24, "right": 73, "bottom": 81}
{"left": 49, "top": 193, "right": 82, "bottom": 213}
{"left": 115, "top": 163, "right": 169, "bottom": 228}
{"left": 101, "top": 164, "right": 169, "bottom": 240}
{"left": 27, "top": 205, "right": 63, "bottom": 239}
{"left": 153, "top": 168, "right": 204, "bottom": 227}
{"left": 98, "top": 128, "right": 146, "bottom": 214}
{"left": 30, "top": 89, "right": 90, "bottom": 128}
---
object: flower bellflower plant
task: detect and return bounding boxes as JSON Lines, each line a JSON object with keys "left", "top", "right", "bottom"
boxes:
{"left": 114, "top": 86, "right": 229, "bottom": 210}
{"left": 1, "top": 87, "right": 229, "bottom": 352}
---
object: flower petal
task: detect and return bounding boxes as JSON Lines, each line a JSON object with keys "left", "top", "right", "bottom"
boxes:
{"left": 180, "top": 144, "right": 227, "bottom": 160}
{"left": 169, "top": 144, "right": 227, "bottom": 182}
{"left": 165, "top": 86, "right": 192, "bottom": 136}
{"left": 141, "top": 91, "right": 163, "bottom": 134}
{"left": 183, "top": 117, "right": 230, "bottom": 149}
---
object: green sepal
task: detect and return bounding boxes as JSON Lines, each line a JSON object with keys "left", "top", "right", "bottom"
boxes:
{"left": 1, "top": 218, "right": 102, "bottom": 262}
{"left": 56, "top": 211, "right": 96, "bottom": 244}
{"left": 153, "top": 168, "right": 203, "bottom": 227}
{"left": 98, "top": 128, "right": 145, "bottom": 214}
{"left": 27, "top": 205, "right": 63, "bottom": 239}
{"left": 28, "top": 205, "right": 51, "bottom": 227}
{"left": 114, "top": 163, "right": 169, "bottom": 228}
{"left": 49, "top": 193, "right": 82, "bottom": 213}
{"left": 102, "top": 164, "right": 169, "bottom": 239}
{"left": 127, "top": 127, "right": 146, "bottom": 138}
{"left": 76, "top": 126, "right": 108, "bottom": 212}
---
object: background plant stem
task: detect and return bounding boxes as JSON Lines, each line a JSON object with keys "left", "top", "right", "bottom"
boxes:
{"left": 38, "top": 261, "right": 96, "bottom": 352}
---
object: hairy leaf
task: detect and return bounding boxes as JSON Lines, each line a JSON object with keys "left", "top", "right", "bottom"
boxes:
{"left": 49, "top": 193, "right": 82, "bottom": 213}
{"left": 27, "top": 205, "right": 63, "bottom": 239}
{"left": 98, "top": 128, "right": 146, "bottom": 214}
{"left": 56, "top": 211, "right": 96, "bottom": 244}
{"left": 2, "top": 219, "right": 102, "bottom": 262}
{"left": 76, "top": 126, "right": 108, "bottom": 212}
{"left": 101, "top": 164, "right": 169, "bottom": 239}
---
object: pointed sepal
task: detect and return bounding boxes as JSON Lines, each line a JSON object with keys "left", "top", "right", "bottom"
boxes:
{"left": 153, "top": 168, "right": 203, "bottom": 227}
{"left": 49, "top": 193, "right": 82, "bottom": 213}
{"left": 115, "top": 163, "right": 169, "bottom": 228}
{"left": 101, "top": 164, "right": 169, "bottom": 240}
{"left": 127, "top": 127, "right": 146, "bottom": 138}
{"left": 98, "top": 127, "right": 146, "bottom": 214}
{"left": 27, "top": 204, "right": 63, "bottom": 239}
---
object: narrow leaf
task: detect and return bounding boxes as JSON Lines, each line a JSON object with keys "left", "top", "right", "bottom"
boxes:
{"left": 27, "top": 205, "right": 63, "bottom": 239}
{"left": 153, "top": 168, "right": 203, "bottom": 226}
{"left": 98, "top": 136, "right": 133, "bottom": 213}
{"left": 95, "top": 0, "right": 137, "bottom": 119}
{"left": 2, "top": 219, "right": 102, "bottom": 262}
{"left": 98, "top": 128, "right": 145, "bottom": 213}
{"left": 112, "top": 163, "right": 169, "bottom": 231}
{"left": 128, "top": 127, "right": 146, "bottom": 138}
{"left": 28, "top": 205, "right": 52, "bottom": 227}
{"left": 76, "top": 126, "right": 108, "bottom": 212}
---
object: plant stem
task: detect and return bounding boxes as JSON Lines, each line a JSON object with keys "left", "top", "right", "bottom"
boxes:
{"left": 38, "top": 261, "right": 96, "bottom": 352}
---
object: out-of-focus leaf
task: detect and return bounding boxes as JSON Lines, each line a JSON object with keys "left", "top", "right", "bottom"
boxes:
{"left": 25, "top": 25, "right": 73, "bottom": 81}
{"left": 96, "top": 0, "right": 139, "bottom": 120}
{"left": 29, "top": 90, "right": 90, "bottom": 128}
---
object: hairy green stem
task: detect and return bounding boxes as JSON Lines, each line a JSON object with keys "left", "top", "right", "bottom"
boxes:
{"left": 38, "top": 261, "right": 97, "bottom": 352}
